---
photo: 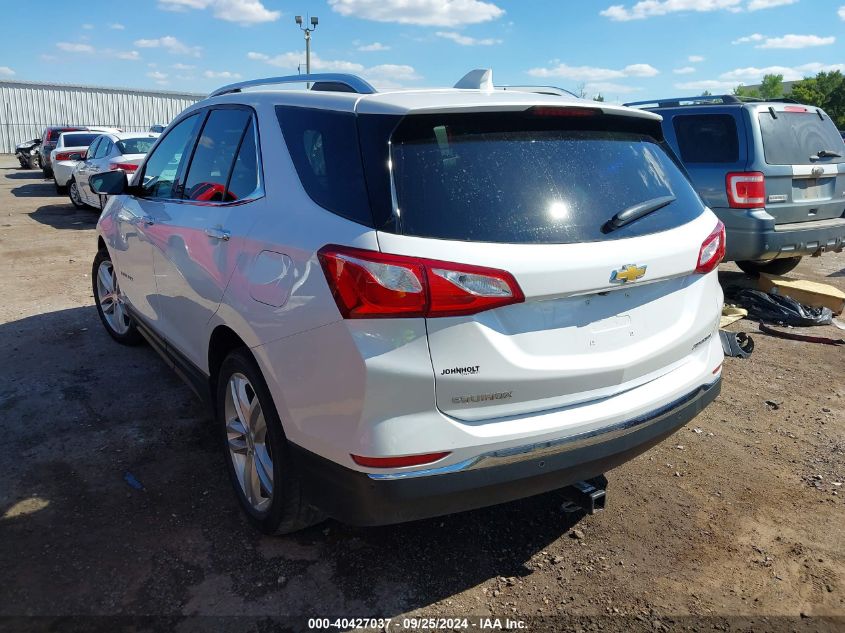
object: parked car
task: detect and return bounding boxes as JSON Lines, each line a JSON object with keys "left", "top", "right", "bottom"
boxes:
{"left": 50, "top": 131, "right": 103, "bottom": 193}
{"left": 14, "top": 138, "right": 41, "bottom": 169}
{"left": 90, "top": 70, "right": 724, "bottom": 534}
{"left": 148, "top": 124, "right": 167, "bottom": 133}
{"left": 39, "top": 125, "right": 120, "bottom": 179}
{"left": 626, "top": 95, "right": 845, "bottom": 275}
{"left": 68, "top": 132, "right": 159, "bottom": 209}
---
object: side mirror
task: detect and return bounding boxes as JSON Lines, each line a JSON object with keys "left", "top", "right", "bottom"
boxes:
{"left": 69, "top": 152, "right": 83, "bottom": 161}
{"left": 90, "top": 170, "right": 129, "bottom": 195}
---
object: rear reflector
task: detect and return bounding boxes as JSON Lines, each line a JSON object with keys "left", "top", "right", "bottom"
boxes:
{"left": 726, "top": 172, "right": 765, "bottom": 208}
{"left": 109, "top": 162, "right": 138, "bottom": 172}
{"left": 528, "top": 106, "right": 600, "bottom": 117}
{"left": 695, "top": 221, "right": 726, "bottom": 274}
{"left": 712, "top": 363, "right": 723, "bottom": 375}
{"left": 351, "top": 452, "right": 451, "bottom": 468}
{"left": 317, "top": 245, "right": 524, "bottom": 318}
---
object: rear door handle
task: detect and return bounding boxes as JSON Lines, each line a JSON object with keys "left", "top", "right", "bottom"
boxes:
{"left": 205, "top": 227, "right": 231, "bottom": 241}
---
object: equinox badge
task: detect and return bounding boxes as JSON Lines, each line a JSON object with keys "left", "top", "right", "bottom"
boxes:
{"left": 610, "top": 264, "right": 647, "bottom": 284}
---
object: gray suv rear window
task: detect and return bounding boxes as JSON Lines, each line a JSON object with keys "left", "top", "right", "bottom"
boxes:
{"left": 386, "top": 112, "right": 705, "bottom": 244}
{"left": 759, "top": 111, "right": 845, "bottom": 165}
{"left": 672, "top": 114, "right": 739, "bottom": 163}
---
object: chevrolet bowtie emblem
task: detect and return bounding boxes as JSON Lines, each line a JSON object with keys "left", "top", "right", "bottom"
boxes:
{"left": 611, "top": 264, "right": 647, "bottom": 283}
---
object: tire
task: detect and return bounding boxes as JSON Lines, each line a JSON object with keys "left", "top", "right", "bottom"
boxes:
{"left": 54, "top": 178, "right": 67, "bottom": 195}
{"left": 217, "top": 348, "right": 324, "bottom": 535}
{"left": 42, "top": 166, "right": 52, "bottom": 179}
{"left": 736, "top": 257, "right": 802, "bottom": 277}
{"left": 68, "top": 179, "right": 87, "bottom": 210}
{"left": 92, "top": 248, "right": 143, "bottom": 346}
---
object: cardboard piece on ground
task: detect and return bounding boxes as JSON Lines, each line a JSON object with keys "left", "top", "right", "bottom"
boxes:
{"left": 758, "top": 274, "right": 845, "bottom": 315}
{"left": 720, "top": 305, "right": 748, "bottom": 328}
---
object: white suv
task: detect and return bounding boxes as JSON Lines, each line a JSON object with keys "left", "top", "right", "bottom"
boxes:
{"left": 90, "top": 70, "right": 725, "bottom": 534}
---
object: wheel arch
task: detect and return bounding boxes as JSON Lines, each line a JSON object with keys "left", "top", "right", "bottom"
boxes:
{"left": 208, "top": 325, "right": 251, "bottom": 398}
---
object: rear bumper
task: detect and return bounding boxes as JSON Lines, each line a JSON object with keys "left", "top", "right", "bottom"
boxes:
{"left": 52, "top": 162, "right": 75, "bottom": 186}
{"left": 715, "top": 207, "right": 845, "bottom": 261}
{"left": 292, "top": 377, "right": 721, "bottom": 526}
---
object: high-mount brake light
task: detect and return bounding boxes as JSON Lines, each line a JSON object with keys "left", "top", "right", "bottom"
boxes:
{"left": 317, "top": 245, "right": 524, "bottom": 319}
{"left": 726, "top": 172, "right": 765, "bottom": 209}
{"left": 695, "top": 221, "right": 726, "bottom": 274}
{"left": 350, "top": 451, "right": 451, "bottom": 468}
{"left": 783, "top": 106, "right": 808, "bottom": 113}
{"left": 528, "top": 106, "right": 600, "bottom": 117}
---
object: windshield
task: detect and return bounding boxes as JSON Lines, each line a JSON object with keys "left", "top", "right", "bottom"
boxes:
{"left": 117, "top": 138, "right": 157, "bottom": 155}
{"left": 61, "top": 133, "right": 99, "bottom": 147}
{"left": 758, "top": 110, "right": 845, "bottom": 165}
{"left": 388, "top": 112, "right": 705, "bottom": 244}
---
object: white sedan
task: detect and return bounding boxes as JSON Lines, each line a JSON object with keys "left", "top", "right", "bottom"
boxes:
{"left": 68, "top": 132, "right": 159, "bottom": 210}
{"left": 50, "top": 131, "right": 105, "bottom": 193}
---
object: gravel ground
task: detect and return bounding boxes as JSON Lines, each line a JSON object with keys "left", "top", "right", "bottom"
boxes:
{"left": 0, "top": 158, "right": 843, "bottom": 632}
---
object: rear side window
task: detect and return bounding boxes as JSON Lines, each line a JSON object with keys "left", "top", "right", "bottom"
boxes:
{"left": 117, "top": 138, "right": 157, "bottom": 155}
{"left": 759, "top": 111, "right": 845, "bottom": 165}
{"left": 386, "top": 112, "right": 705, "bottom": 244}
{"left": 672, "top": 114, "right": 739, "bottom": 163}
{"left": 182, "top": 108, "right": 252, "bottom": 201}
{"left": 276, "top": 106, "right": 372, "bottom": 226}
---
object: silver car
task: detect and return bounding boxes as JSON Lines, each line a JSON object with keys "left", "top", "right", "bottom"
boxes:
{"left": 68, "top": 132, "right": 159, "bottom": 210}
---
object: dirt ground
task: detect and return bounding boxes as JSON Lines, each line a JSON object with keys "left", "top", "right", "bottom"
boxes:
{"left": 0, "top": 157, "right": 843, "bottom": 632}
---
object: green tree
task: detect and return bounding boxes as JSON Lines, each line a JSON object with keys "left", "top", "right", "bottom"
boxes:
{"left": 789, "top": 71, "right": 845, "bottom": 127}
{"left": 733, "top": 84, "right": 759, "bottom": 98}
{"left": 759, "top": 74, "right": 784, "bottom": 100}
{"left": 593, "top": 93, "right": 605, "bottom": 102}
{"left": 700, "top": 90, "right": 712, "bottom": 97}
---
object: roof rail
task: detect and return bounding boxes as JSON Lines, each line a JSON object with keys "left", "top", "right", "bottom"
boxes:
{"left": 496, "top": 85, "right": 579, "bottom": 98}
{"left": 624, "top": 94, "right": 800, "bottom": 109}
{"left": 210, "top": 73, "right": 377, "bottom": 97}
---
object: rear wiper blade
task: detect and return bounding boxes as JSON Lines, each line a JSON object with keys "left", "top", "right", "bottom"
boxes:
{"left": 813, "top": 149, "right": 842, "bottom": 159}
{"left": 602, "top": 195, "right": 676, "bottom": 233}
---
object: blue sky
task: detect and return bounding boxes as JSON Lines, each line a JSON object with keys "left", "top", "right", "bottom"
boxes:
{"left": 1, "top": 0, "right": 843, "bottom": 101}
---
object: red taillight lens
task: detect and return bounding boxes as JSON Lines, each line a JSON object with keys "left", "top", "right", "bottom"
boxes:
{"left": 317, "top": 245, "right": 524, "bottom": 319}
{"left": 109, "top": 162, "right": 138, "bottom": 172}
{"left": 784, "top": 106, "right": 808, "bottom": 113}
{"left": 528, "top": 106, "right": 600, "bottom": 117}
{"left": 695, "top": 221, "right": 726, "bottom": 274}
{"left": 351, "top": 451, "right": 451, "bottom": 468}
{"left": 726, "top": 172, "right": 765, "bottom": 208}
{"left": 54, "top": 151, "right": 75, "bottom": 161}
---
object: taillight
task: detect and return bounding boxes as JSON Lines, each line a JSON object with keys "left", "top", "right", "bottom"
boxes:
{"left": 726, "top": 172, "right": 765, "bottom": 208}
{"left": 528, "top": 106, "right": 600, "bottom": 117}
{"left": 109, "top": 162, "right": 138, "bottom": 173}
{"left": 784, "top": 106, "right": 808, "bottom": 113}
{"left": 351, "top": 451, "right": 451, "bottom": 468}
{"left": 317, "top": 245, "right": 524, "bottom": 319}
{"left": 54, "top": 151, "right": 76, "bottom": 161}
{"left": 695, "top": 221, "right": 726, "bottom": 274}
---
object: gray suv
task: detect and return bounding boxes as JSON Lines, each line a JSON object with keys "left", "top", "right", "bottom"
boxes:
{"left": 626, "top": 95, "right": 845, "bottom": 275}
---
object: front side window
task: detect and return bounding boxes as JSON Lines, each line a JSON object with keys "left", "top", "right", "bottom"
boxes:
{"left": 181, "top": 108, "right": 252, "bottom": 202}
{"left": 85, "top": 138, "right": 102, "bottom": 159}
{"left": 140, "top": 113, "right": 201, "bottom": 199}
{"left": 672, "top": 114, "right": 739, "bottom": 163}
{"left": 227, "top": 119, "right": 259, "bottom": 200}
{"left": 93, "top": 139, "right": 111, "bottom": 159}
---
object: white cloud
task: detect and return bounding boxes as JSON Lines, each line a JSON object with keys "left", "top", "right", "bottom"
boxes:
{"left": 688, "top": 55, "right": 705, "bottom": 62}
{"left": 204, "top": 70, "right": 242, "bottom": 79}
{"left": 719, "top": 62, "right": 845, "bottom": 83}
{"left": 158, "top": 0, "right": 280, "bottom": 24}
{"left": 0, "top": 66, "right": 14, "bottom": 77}
{"left": 248, "top": 51, "right": 422, "bottom": 88}
{"left": 601, "top": 0, "right": 742, "bottom": 21}
{"left": 109, "top": 23, "right": 126, "bottom": 29}
{"left": 601, "top": 0, "right": 795, "bottom": 20}
{"left": 115, "top": 50, "right": 141, "bottom": 60}
{"left": 328, "top": 0, "right": 504, "bottom": 26}
{"left": 147, "top": 71, "right": 168, "bottom": 80}
{"left": 173, "top": 62, "right": 196, "bottom": 70}
{"left": 840, "top": 5, "right": 845, "bottom": 20}
{"left": 56, "top": 42, "right": 95, "bottom": 53}
{"left": 674, "top": 66, "right": 696, "bottom": 74}
{"left": 732, "top": 33, "right": 766, "bottom": 44}
{"left": 134, "top": 36, "right": 202, "bottom": 57}
{"left": 758, "top": 34, "right": 835, "bottom": 49}
{"left": 435, "top": 31, "right": 502, "bottom": 45}
{"left": 527, "top": 62, "right": 659, "bottom": 81}
{"left": 357, "top": 42, "right": 391, "bottom": 51}
{"left": 82, "top": 23, "right": 94, "bottom": 29}
{"left": 585, "top": 81, "right": 642, "bottom": 95}
{"left": 675, "top": 79, "right": 738, "bottom": 92}
{"left": 747, "top": 0, "right": 797, "bottom": 9}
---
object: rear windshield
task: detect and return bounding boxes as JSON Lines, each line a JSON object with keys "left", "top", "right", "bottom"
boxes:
{"left": 672, "top": 114, "right": 739, "bottom": 163}
{"left": 117, "top": 137, "right": 157, "bottom": 155}
{"left": 759, "top": 111, "right": 845, "bottom": 165}
{"left": 387, "top": 112, "right": 705, "bottom": 244}
{"left": 47, "top": 128, "right": 81, "bottom": 142}
{"left": 61, "top": 133, "right": 98, "bottom": 147}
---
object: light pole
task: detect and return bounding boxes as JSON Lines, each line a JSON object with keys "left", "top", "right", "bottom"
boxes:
{"left": 295, "top": 15, "right": 318, "bottom": 88}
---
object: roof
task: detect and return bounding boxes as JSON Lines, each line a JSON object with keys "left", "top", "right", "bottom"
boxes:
{"left": 0, "top": 78, "right": 205, "bottom": 99}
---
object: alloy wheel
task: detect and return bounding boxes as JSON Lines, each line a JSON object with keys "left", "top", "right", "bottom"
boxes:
{"left": 69, "top": 182, "right": 83, "bottom": 207}
{"left": 224, "top": 373, "right": 274, "bottom": 513}
{"left": 95, "top": 260, "right": 130, "bottom": 335}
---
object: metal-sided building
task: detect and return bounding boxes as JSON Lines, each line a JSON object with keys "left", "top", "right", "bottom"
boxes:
{"left": 0, "top": 79, "right": 205, "bottom": 153}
